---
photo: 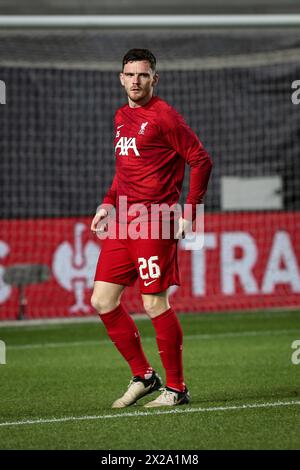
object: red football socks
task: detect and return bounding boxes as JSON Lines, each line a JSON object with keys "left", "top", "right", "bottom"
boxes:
{"left": 100, "top": 304, "right": 152, "bottom": 378}
{"left": 151, "top": 308, "right": 185, "bottom": 392}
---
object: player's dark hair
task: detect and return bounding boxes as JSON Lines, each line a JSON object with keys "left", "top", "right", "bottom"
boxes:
{"left": 122, "top": 49, "right": 157, "bottom": 72}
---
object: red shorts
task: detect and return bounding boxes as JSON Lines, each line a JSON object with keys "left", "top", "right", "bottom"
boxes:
{"left": 94, "top": 232, "right": 180, "bottom": 294}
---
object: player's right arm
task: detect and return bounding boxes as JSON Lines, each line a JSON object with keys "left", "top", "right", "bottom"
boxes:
{"left": 91, "top": 110, "right": 120, "bottom": 233}
{"left": 90, "top": 207, "right": 109, "bottom": 233}
{"left": 90, "top": 174, "right": 117, "bottom": 233}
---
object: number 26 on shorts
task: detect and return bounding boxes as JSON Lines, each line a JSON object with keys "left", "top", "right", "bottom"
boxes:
{"left": 138, "top": 256, "right": 161, "bottom": 280}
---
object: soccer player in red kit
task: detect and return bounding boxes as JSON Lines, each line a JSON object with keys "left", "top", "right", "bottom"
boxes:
{"left": 91, "top": 49, "right": 212, "bottom": 408}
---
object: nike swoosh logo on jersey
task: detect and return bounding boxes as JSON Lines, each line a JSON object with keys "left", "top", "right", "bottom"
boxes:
{"left": 144, "top": 279, "right": 158, "bottom": 287}
{"left": 117, "top": 124, "right": 124, "bottom": 129}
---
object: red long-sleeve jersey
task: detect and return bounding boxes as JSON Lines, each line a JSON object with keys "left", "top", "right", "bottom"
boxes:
{"left": 102, "top": 96, "right": 212, "bottom": 221}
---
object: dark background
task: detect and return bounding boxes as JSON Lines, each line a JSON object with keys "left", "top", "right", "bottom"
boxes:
{"left": 1, "top": 30, "right": 300, "bottom": 218}
{"left": 0, "top": 0, "right": 300, "bottom": 15}
{"left": 1, "top": 3, "right": 300, "bottom": 218}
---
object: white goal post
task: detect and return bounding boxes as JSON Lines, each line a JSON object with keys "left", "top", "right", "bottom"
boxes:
{"left": 0, "top": 14, "right": 300, "bottom": 29}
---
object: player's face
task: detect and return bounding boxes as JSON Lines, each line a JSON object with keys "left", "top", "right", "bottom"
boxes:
{"left": 120, "top": 60, "right": 159, "bottom": 107}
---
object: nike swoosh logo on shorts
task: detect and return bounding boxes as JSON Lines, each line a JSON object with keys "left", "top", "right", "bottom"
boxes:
{"left": 144, "top": 279, "right": 157, "bottom": 287}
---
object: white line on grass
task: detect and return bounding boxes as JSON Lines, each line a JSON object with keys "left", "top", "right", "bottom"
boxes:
{"left": 0, "top": 400, "right": 300, "bottom": 428}
{"left": 6, "top": 328, "right": 300, "bottom": 351}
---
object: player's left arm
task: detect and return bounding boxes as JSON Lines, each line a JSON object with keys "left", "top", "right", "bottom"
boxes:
{"left": 163, "top": 113, "right": 213, "bottom": 236}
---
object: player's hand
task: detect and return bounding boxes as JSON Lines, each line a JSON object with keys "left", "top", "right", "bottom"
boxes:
{"left": 91, "top": 207, "right": 108, "bottom": 234}
{"left": 175, "top": 217, "right": 192, "bottom": 239}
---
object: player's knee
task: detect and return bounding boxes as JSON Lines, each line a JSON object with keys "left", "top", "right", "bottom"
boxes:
{"left": 91, "top": 292, "right": 118, "bottom": 314}
{"left": 143, "top": 296, "right": 164, "bottom": 317}
{"left": 90, "top": 293, "right": 102, "bottom": 312}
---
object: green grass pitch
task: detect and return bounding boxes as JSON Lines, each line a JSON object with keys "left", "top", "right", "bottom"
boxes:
{"left": 0, "top": 310, "right": 300, "bottom": 450}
